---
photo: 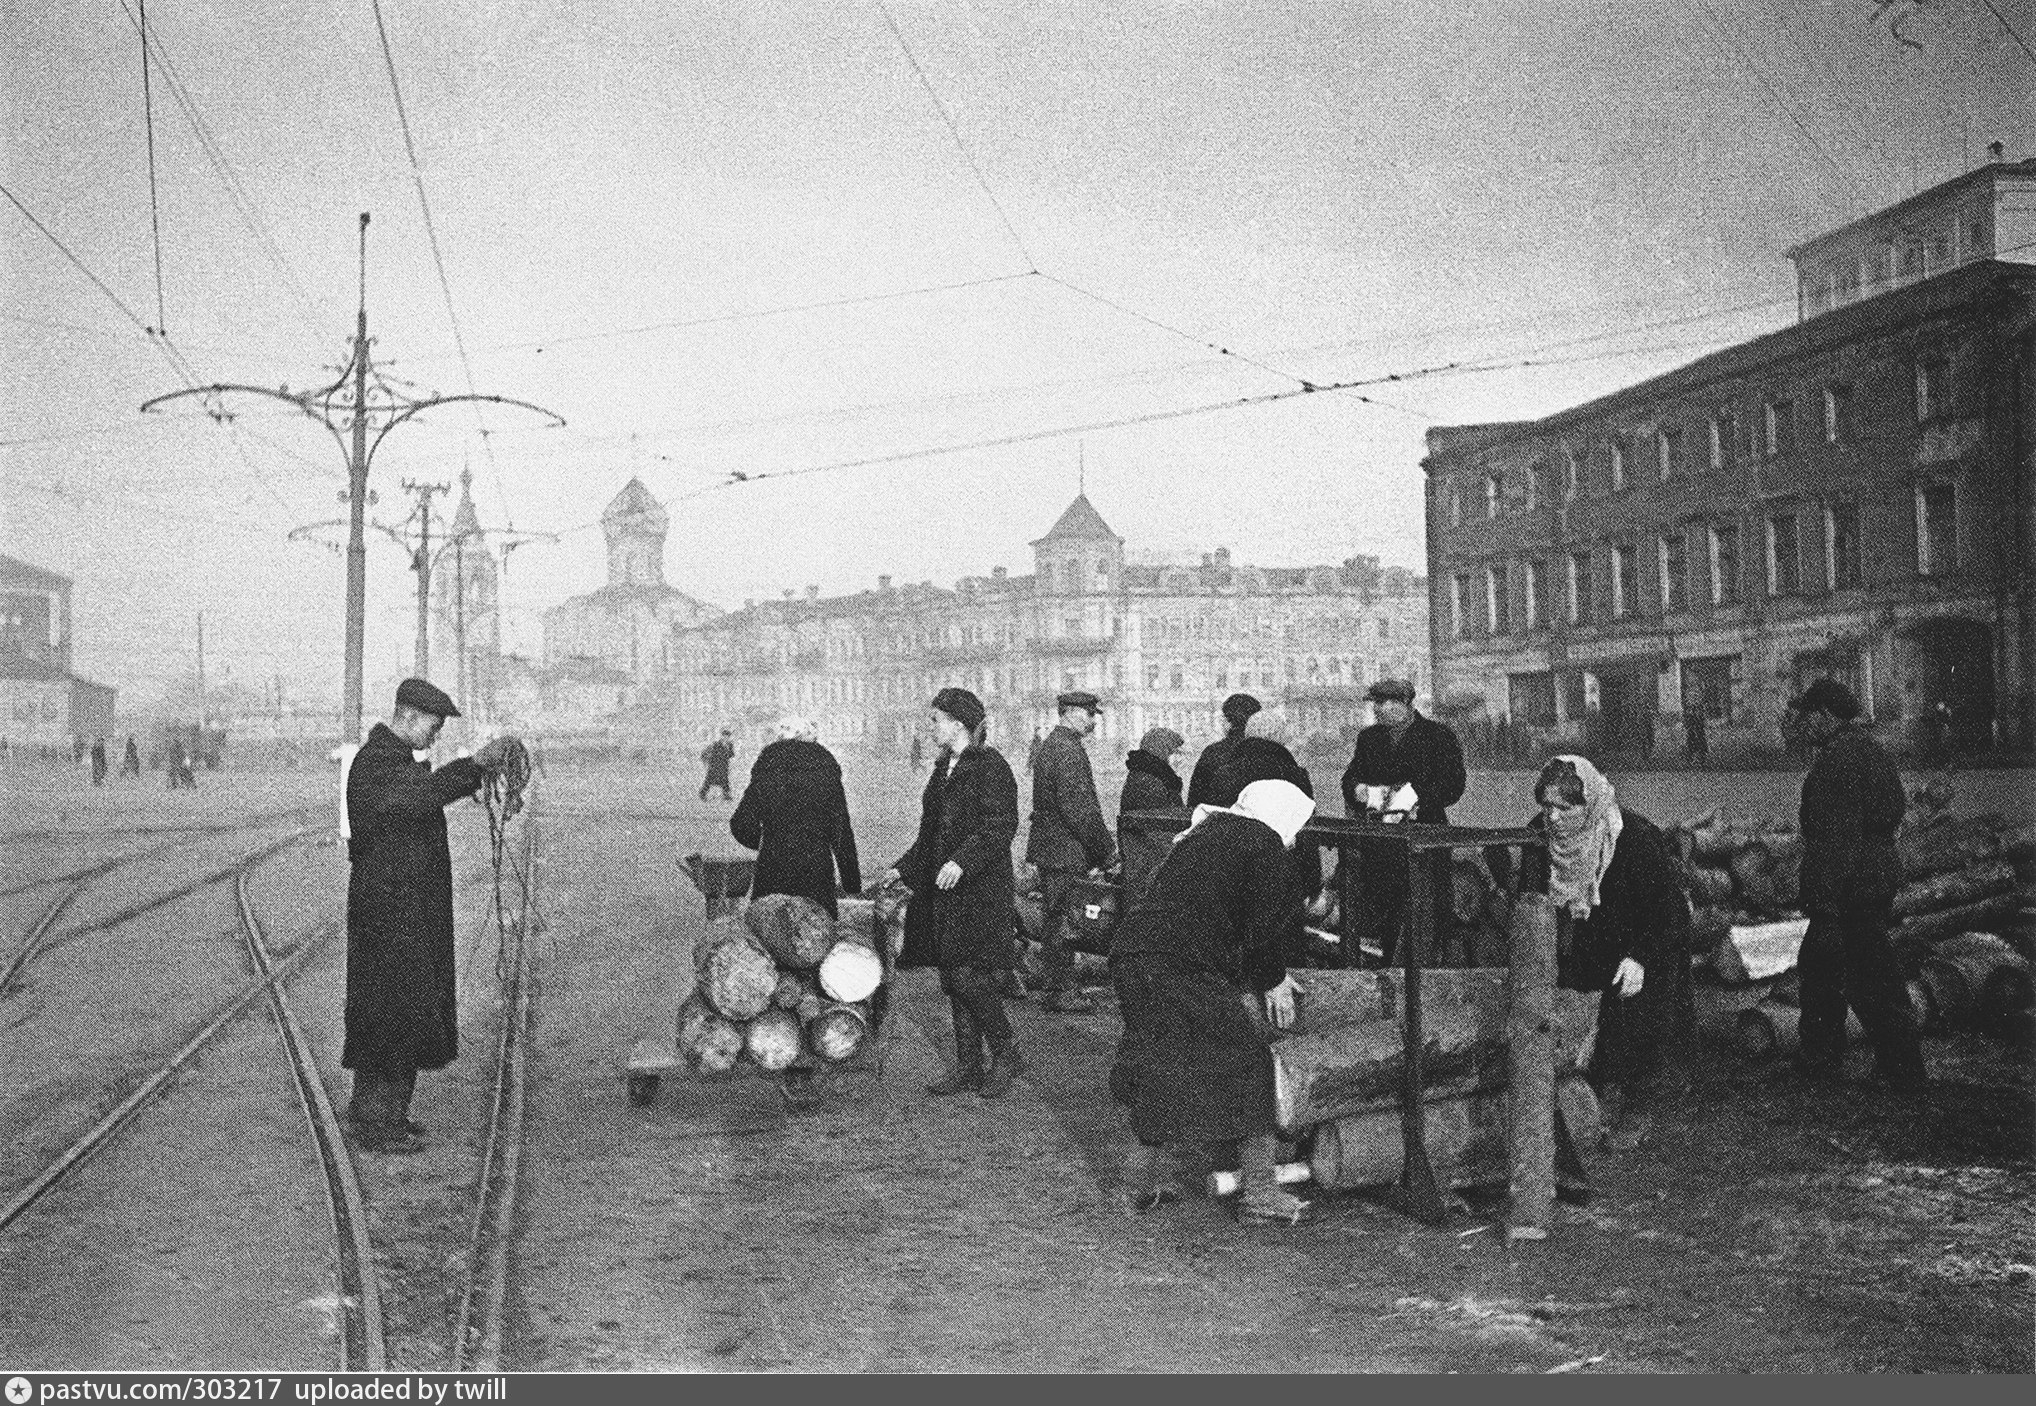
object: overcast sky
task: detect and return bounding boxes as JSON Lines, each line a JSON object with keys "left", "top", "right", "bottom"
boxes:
{"left": 4, "top": 0, "right": 2030, "bottom": 713}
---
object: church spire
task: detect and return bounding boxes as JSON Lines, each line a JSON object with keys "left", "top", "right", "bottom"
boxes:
{"left": 450, "top": 466, "right": 483, "bottom": 541}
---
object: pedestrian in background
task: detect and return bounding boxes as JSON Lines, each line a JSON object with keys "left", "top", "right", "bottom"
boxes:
{"left": 1118, "top": 726, "right": 1185, "bottom": 904}
{"left": 1683, "top": 685, "right": 1709, "bottom": 768}
{"left": 343, "top": 677, "right": 519, "bottom": 1153}
{"left": 89, "top": 737, "right": 107, "bottom": 786}
{"left": 119, "top": 735, "right": 141, "bottom": 778}
{"left": 1186, "top": 693, "right": 1261, "bottom": 807}
{"left": 699, "top": 727, "right": 735, "bottom": 801}
{"left": 1338, "top": 679, "right": 1466, "bottom": 963}
{"left": 1110, "top": 779, "right": 1314, "bottom": 1224}
{"left": 730, "top": 715, "right": 861, "bottom": 919}
{"left": 1788, "top": 679, "right": 1926, "bottom": 1088}
{"left": 888, "top": 687, "right": 1027, "bottom": 1099}
{"left": 1025, "top": 689, "right": 1118, "bottom": 1013}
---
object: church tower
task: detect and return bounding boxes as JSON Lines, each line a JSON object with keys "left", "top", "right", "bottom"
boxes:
{"left": 1030, "top": 492, "right": 1124, "bottom": 597}
{"left": 433, "top": 468, "right": 501, "bottom": 720}
{"left": 603, "top": 478, "right": 670, "bottom": 588}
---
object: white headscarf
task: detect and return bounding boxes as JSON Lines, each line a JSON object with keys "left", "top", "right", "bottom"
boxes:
{"left": 1185, "top": 778, "right": 1316, "bottom": 850}
{"left": 1542, "top": 754, "right": 1623, "bottom": 919}
{"left": 775, "top": 715, "right": 818, "bottom": 742}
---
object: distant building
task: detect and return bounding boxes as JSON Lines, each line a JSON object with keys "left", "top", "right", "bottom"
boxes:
{"left": 670, "top": 493, "right": 1427, "bottom": 764}
{"left": 541, "top": 478, "right": 721, "bottom": 693}
{"left": 1423, "top": 160, "right": 2035, "bottom": 762}
{"left": 432, "top": 470, "right": 503, "bottom": 723}
{"left": 0, "top": 553, "right": 116, "bottom": 748}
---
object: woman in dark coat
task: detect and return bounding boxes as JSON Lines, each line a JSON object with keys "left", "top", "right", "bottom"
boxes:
{"left": 1525, "top": 755, "right": 1694, "bottom": 1146}
{"left": 729, "top": 716, "right": 861, "bottom": 918}
{"left": 1110, "top": 779, "right": 1315, "bottom": 1224}
{"left": 886, "top": 688, "right": 1026, "bottom": 1099}
{"left": 1117, "top": 727, "right": 1185, "bottom": 901}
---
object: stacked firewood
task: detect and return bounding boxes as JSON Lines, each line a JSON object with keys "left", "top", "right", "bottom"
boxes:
{"left": 675, "top": 894, "right": 891, "bottom": 1074}
{"left": 1669, "top": 808, "right": 1804, "bottom": 972}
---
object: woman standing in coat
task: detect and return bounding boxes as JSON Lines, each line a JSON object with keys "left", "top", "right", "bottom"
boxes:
{"left": 730, "top": 716, "right": 861, "bottom": 918}
{"left": 1110, "top": 779, "right": 1314, "bottom": 1224}
{"left": 886, "top": 688, "right": 1027, "bottom": 1099}
{"left": 1523, "top": 755, "right": 1694, "bottom": 1146}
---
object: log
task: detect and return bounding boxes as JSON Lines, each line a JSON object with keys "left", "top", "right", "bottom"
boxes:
{"left": 1894, "top": 894, "right": 2022, "bottom": 949}
{"left": 676, "top": 993, "right": 744, "bottom": 1074}
{"left": 743, "top": 1007, "right": 804, "bottom": 1072}
{"left": 1286, "top": 967, "right": 1524, "bottom": 1038}
{"left": 1734, "top": 1001, "right": 1863, "bottom": 1060}
{"left": 697, "top": 928, "right": 781, "bottom": 1020}
{"left": 1898, "top": 817, "right": 2001, "bottom": 881}
{"left": 744, "top": 892, "right": 836, "bottom": 969}
{"left": 770, "top": 970, "right": 814, "bottom": 1011}
{"left": 806, "top": 1002, "right": 870, "bottom": 1062}
{"left": 1689, "top": 903, "right": 1731, "bottom": 955}
{"left": 818, "top": 937, "right": 885, "bottom": 1003}
{"left": 1308, "top": 1075, "right": 1601, "bottom": 1192}
{"left": 1269, "top": 988, "right": 1598, "bottom": 1135}
{"left": 1683, "top": 864, "right": 1736, "bottom": 908}
{"left": 836, "top": 897, "right": 886, "bottom": 955}
{"left": 1710, "top": 916, "right": 1810, "bottom": 985}
{"left": 1892, "top": 860, "right": 2017, "bottom": 920}
{"left": 1920, "top": 934, "right": 2033, "bottom": 1029}
{"left": 1729, "top": 836, "right": 1801, "bottom": 912}
{"left": 1507, "top": 889, "right": 1557, "bottom": 1234}
{"left": 1206, "top": 1163, "right": 1312, "bottom": 1198}
{"left": 1687, "top": 819, "right": 1737, "bottom": 864}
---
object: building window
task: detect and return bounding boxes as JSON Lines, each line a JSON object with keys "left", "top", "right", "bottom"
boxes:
{"left": 1145, "top": 663, "right": 1160, "bottom": 689}
{"left": 1656, "top": 427, "right": 1682, "bottom": 480}
{"left": 1915, "top": 357, "right": 1949, "bottom": 422}
{"left": 1508, "top": 672, "right": 1557, "bottom": 726}
{"left": 1485, "top": 564, "right": 1509, "bottom": 635}
{"left": 1562, "top": 445, "right": 1580, "bottom": 500}
{"left": 1659, "top": 531, "right": 1688, "bottom": 614}
{"left": 1566, "top": 551, "right": 1590, "bottom": 625}
{"left": 1450, "top": 574, "right": 1468, "bottom": 639}
{"left": 1709, "top": 522, "right": 1740, "bottom": 605}
{"left": 1825, "top": 501, "right": 1862, "bottom": 590}
{"left": 1917, "top": 482, "right": 1957, "bottom": 576}
{"left": 1822, "top": 384, "right": 1851, "bottom": 444}
{"left": 1708, "top": 412, "right": 1733, "bottom": 470}
{"left": 1446, "top": 480, "right": 1462, "bottom": 527}
{"left": 1611, "top": 544, "right": 1635, "bottom": 619}
{"left": 1525, "top": 558, "right": 1549, "bottom": 632}
{"left": 1901, "top": 242, "right": 1923, "bottom": 280}
{"left": 1766, "top": 512, "right": 1802, "bottom": 596}
{"left": 1170, "top": 662, "right": 1185, "bottom": 689}
{"left": 1609, "top": 438, "right": 1627, "bottom": 492}
{"left": 1764, "top": 399, "right": 1794, "bottom": 458}
{"left": 1377, "top": 617, "right": 1391, "bottom": 641}
{"left": 1525, "top": 460, "right": 1546, "bottom": 511}
{"left": 1484, "top": 471, "right": 1502, "bottom": 519}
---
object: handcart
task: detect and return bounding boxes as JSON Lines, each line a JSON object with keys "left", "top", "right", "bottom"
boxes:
{"left": 625, "top": 851, "right": 757, "bottom": 1105}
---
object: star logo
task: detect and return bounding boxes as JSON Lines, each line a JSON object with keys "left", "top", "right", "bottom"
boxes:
{"left": 5, "top": 1377, "right": 32, "bottom": 1405}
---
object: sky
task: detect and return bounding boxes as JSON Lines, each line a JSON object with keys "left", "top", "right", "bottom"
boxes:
{"left": 3, "top": 0, "right": 2032, "bottom": 716}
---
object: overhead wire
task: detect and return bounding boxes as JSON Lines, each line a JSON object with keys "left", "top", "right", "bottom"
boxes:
{"left": 369, "top": 0, "right": 515, "bottom": 531}
{"left": 1977, "top": 0, "right": 2036, "bottom": 65}
{"left": 137, "top": 0, "right": 168, "bottom": 335}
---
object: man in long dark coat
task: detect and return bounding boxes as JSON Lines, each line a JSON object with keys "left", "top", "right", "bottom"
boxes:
{"left": 699, "top": 728, "right": 735, "bottom": 800}
{"left": 343, "top": 678, "right": 514, "bottom": 1153}
{"left": 1337, "top": 678, "right": 1467, "bottom": 963}
{"left": 1025, "top": 690, "right": 1118, "bottom": 1012}
{"left": 1186, "top": 693, "right": 1261, "bottom": 808}
{"left": 1789, "top": 679, "right": 1926, "bottom": 1087}
{"left": 730, "top": 717, "right": 861, "bottom": 918}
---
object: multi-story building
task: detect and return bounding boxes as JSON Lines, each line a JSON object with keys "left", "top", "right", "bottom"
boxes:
{"left": 1423, "top": 159, "right": 2036, "bottom": 761}
{"left": 671, "top": 493, "right": 1427, "bottom": 764}
{"left": 0, "top": 553, "right": 117, "bottom": 748}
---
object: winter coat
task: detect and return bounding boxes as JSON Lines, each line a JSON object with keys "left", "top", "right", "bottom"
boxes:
{"left": 1798, "top": 725, "right": 1906, "bottom": 913}
{"left": 1339, "top": 712, "right": 1467, "bottom": 823}
{"left": 700, "top": 738, "right": 735, "bottom": 783}
{"left": 1184, "top": 731, "right": 1244, "bottom": 808}
{"left": 729, "top": 737, "right": 861, "bottom": 918}
{"left": 1025, "top": 724, "right": 1115, "bottom": 874}
{"left": 1194, "top": 736, "right": 1313, "bottom": 809}
{"left": 1109, "top": 812, "right": 1304, "bottom": 1143}
{"left": 1118, "top": 748, "right": 1183, "bottom": 815}
{"left": 342, "top": 723, "right": 485, "bottom": 1073}
{"left": 897, "top": 744, "right": 1021, "bottom": 968}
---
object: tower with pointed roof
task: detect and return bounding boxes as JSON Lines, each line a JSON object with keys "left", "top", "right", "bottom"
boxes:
{"left": 602, "top": 476, "right": 671, "bottom": 588}
{"left": 432, "top": 468, "right": 502, "bottom": 720}
{"left": 1031, "top": 493, "right": 1124, "bottom": 598}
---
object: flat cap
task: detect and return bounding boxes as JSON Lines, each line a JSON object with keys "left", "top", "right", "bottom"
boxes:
{"left": 1788, "top": 678, "right": 1860, "bottom": 721}
{"left": 394, "top": 677, "right": 460, "bottom": 719}
{"left": 1220, "top": 692, "right": 1263, "bottom": 724}
{"left": 1056, "top": 690, "right": 1102, "bottom": 712}
{"left": 1366, "top": 678, "right": 1416, "bottom": 703}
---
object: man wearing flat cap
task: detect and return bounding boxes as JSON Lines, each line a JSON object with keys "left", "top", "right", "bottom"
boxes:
{"left": 1788, "top": 678, "right": 1926, "bottom": 1088}
{"left": 343, "top": 678, "right": 519, "bottom": 1152}
{"left": 1187, "top": 692, "right": 1261, "bottom": 808}
{"left": 1338, "top": 679, "right": 1466, "bottom": 963}
{"left": 1025, "top": 690, "right": 1118, "bottom": 1012}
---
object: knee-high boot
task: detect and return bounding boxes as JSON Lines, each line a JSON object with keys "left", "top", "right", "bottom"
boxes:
{"left": 927, "top": 997, "right": 985, "bottom": 1095}
{"left": 1237, "top": 1133, "right": 1312, "bottom": 1223}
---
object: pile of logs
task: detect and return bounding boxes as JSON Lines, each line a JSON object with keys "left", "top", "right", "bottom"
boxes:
{"left": 1669, "top": 809, "right": 1804, "bottom": 970}
{"left": 1267, "top": 966, "right": 1602, "bottom": 1191}
{"left": 675, "top": 894, "right": 890, "bottom": 1074}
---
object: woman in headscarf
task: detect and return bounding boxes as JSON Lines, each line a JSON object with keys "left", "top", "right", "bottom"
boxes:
{"left": 885, "top": 688, "right": 1027, "bottom": 1099}
{"left": 1109, "top": 779, "right": 1316, "bottom": 1224}
{"left": 1526, "top": 755, "right": 1694, "bottom": 1146}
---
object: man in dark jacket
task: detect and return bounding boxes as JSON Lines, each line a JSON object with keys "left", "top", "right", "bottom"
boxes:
{"left": 1186, "top": 693, "right": 1261, "bottom": 807}
{"left": 1789, "top": 679, "right": 1926, "bottom": 1087}
{"left": 1338, "top": 679, "right": 1467, "bottom": 963}
{"left": 729, "top": 716, "right": 861, "bottom": 918}
{"left": 699, "top": 728, "right": 735, "bottom": 800}
{"left": 1025, "top": 690, "right": 1118, "bottom": 1012}
{"left": 343, "top": 678, "right": 516, "bottom": 1153}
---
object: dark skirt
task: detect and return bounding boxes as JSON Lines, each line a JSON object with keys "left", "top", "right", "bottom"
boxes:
{"left": 1109, "top": 953, "right": 1276, "bottom": 1144}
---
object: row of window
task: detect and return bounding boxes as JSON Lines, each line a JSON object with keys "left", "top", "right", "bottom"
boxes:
{"left": 1445, "top": 359, "right": 1954, "bottom": 524}
{"left": 1802, "top": 211, "right": 1990, "bottom": 316}
{"left": 1448, "top": 484, "right": 1959, "bottom": 638}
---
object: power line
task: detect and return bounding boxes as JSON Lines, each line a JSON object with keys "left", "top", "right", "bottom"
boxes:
{"left": 1977, "top": 0, "right": 2036, "bottom": 65}
{"left": 874, "top": 0, "right": 1036, "bottom": 272}
{"left": 1035, "top": 273, "right": 1319, "bottom": 388}
{"left": 137, "top": 0, "right": 168, "bottom": 334}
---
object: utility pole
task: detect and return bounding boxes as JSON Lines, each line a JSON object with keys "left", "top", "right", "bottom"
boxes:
{"left": 195, "top": 611, "right": 206, "bottom": 726}
{"left": 141, "top": 213, "right": 565, "bottom": 745}
{"left": 400, "top": 478, "right": 451, "bottom": 678}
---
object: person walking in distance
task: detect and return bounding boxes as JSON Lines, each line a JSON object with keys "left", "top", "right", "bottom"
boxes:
{"left": 89, "top": 737, "right": 107, "bottom": 786}
{"left": 1788, "top": 679, "right": 1927, "bottom": 1088}
{"left": 1025, "top": 690, "right": 1118, "bottom": 1013}
{"left": 119, "top": 735, "right": 142, "bottom": 778}
{"left": 699, "top": 727, "right": 735, "bottom": 801}
{"left": 1682, "top": 684, "right": 1709, "bottom": 768}
{"left": 343, "top": 677, "right": 519, "bottom": 1153}
{"left": 887, "top": 688, "right": 1027, "bottom": 1099}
